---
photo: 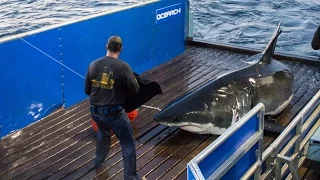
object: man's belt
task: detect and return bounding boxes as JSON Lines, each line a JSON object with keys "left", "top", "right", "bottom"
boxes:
{"left": 90, "top": 105, "right": 122, "bottom": 116}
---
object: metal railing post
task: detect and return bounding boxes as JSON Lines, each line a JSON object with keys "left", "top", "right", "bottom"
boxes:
{"left": 295, "top": 115, "right": 303, "bottom": 153}
{"left": 264, "top": 155, "right": 276, "bottom": 180}
{"left": 254, "top": 108, "right": 264, "bottom": 180}
{"left": 275, "top": 155, "right": 282, "bottom": 180}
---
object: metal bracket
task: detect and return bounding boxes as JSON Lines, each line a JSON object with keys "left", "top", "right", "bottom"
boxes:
{"left": 276, "top": 154, "right": 300, "bottom": 180}
{"left": 253, "top": 162, "right": 262, "bottom": 180}
{"left": 263, "top": 155, "right": 276, "bottom": 180}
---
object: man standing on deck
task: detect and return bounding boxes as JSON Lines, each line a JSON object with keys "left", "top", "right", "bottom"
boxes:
{"left": 85, "top": 35, "right": 140, "bottom": 180}
{"left": 311, "top": 25, "right": 320, "bottom": 50}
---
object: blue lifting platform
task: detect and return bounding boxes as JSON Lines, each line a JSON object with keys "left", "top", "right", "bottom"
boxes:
{"left": 0, "top": 0, "right": 319, "bottom": 179}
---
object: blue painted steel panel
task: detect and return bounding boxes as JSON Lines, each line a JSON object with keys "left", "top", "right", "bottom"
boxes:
{"left": 187, "top": 164, "right": 196, "bottom": 180}
{"left": 112, "top": 0, "right": 186, "bottom": 74}
{"left": 198, "top": 114, "right": 259, "bottom": 178}
{"left": 156, "top": 3, "right": 183, "bottom": 24}
{"left": 59, "top": 14, "right": 114, "bottom": 107}
{"left": 61, "top": 0, "right": 186, "bottom": 107}
{"left": 221, "top": 143, "right": 259, "bottom": 180}
{"left": 152, "top": 0, "right": 186, "bottom": 72}
{"left": 0, "top": 29, "right": 63, "bottom": 138}
{"left": 111, "top": 5, "right": 155, "bottom": 74}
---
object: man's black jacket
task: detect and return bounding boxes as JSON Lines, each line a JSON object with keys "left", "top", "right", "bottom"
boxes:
{"left": 123, "top": 72, "right": 162, "bottom": 112}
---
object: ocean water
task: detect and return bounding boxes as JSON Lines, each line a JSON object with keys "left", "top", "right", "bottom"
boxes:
{"left": 0, "top": 0, "right": 319, "bottom": 58}
{"left": 190, "top": 0, "right": 320, "bottom": 58}
{"left": 0, "top": 0, "right": 149, "bottom": 38}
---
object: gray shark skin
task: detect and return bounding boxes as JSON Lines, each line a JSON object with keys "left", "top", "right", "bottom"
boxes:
{"left": 153, "top": 22, "right": 294, "bottom": 135}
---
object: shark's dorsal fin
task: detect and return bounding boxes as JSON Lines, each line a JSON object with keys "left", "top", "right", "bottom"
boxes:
{"left": 259, "top": 21, "right": 282, "bottom": 64}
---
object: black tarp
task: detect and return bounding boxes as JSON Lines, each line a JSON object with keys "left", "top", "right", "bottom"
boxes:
{"left": 123, "top": 72, "right": 163, "bottom": 112}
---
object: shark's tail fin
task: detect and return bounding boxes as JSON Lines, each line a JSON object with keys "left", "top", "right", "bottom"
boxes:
{"left": 259, "top": 21, "right": 282, "bottom": 64}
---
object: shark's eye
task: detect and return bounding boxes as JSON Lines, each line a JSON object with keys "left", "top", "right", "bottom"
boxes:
{"left": 174, "top": 116, "right": 179, "bottom": 120}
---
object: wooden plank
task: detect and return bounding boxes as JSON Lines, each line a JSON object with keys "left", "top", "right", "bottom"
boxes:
{"left": 0, "top": 108, "right": 66, "bottom": 147}
{"left": 63, "top": 125, "right": 176, "bottom": 180}
{"left": 174, "top": 170, "right": 187, "bottom": 180}
{"left": 0, "top": 109, "right": 91, "bottom": 174}
{"left": 1, "top": 123, "right": 94, "bottom": 179}
{"left": 298, "top": 159, "right": 312, "bottom": 178}
{"left": 0, "top": 101, "right": 88, "bottom": 157}
{"left": 110, "top": 130, "right": 197, "bottom": 180}
{"left": 13, "top": 130, "right": 95, "bottom": 180}
{"left": 161, "top": 135, "right": 218, "bottom": 180}
{"left": 301, "top": 160, "right": 320, "bottom": 180}
{"left": 142, "top": 134, "right": 209, "bottom": 180}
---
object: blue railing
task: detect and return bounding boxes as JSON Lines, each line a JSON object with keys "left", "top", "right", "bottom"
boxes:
{"left": 187, "top": 103, "right": 265, "bottom": 180}
{"left": 259, "top": 90, "right": 320, "bottom": 180}
{"left": 187, "top": 90, "right": 320, "bottom": 180}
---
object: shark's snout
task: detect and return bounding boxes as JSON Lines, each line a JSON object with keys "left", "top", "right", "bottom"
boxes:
{"left": 153, "top": 108, "right": 180, "bottom": 124}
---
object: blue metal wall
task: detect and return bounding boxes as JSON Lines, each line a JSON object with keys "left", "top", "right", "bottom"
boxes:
{"left": 61, "top": 0, "right": 186, "bottom": 107}
{"left": 187, "top": 113, "right": 261, "bottom": 180}
{"left": 198, "top": 114, "right": 259, "bottom": 179}
{"left": 0, "top": 29, "right": 63, "bottom": 138}
{"left": 0, "top": 0, "right": 187, "bottom": 138}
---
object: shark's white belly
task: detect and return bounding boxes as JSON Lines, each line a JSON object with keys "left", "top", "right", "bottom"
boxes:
{"left": 266, "top": 94, "right": 293, "bottom": 115}
{"left": 179, "top": 123, "right": 227, "bottom": 135}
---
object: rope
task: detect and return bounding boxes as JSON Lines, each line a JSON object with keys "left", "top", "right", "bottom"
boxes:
{"left": 141, "top": 105, "right": 162, "bottom": 111}
{"left": 19, "top": 37, "right": 162, "bottom": 111}
{"left": 19, "top": 38, "right": 85, "bottom": 79}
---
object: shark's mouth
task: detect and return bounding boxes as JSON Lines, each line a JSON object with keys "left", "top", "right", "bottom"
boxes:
{"left": 159, "top": 122, "right": 228, "bottom": 135}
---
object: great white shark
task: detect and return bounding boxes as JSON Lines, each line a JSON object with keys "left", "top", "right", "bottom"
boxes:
{"left": 153, "top": 22, "right": 294, "bottom": 135}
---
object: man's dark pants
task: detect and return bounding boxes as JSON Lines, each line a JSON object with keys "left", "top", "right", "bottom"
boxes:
{"left": 91, "top": 108, "right": 140, "bottom": 180}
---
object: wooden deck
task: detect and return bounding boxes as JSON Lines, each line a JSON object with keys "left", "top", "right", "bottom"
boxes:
{"left": 0, "top": 45, "right": 319, "bottom": 180}
{"left": 299, "top": 160, "right": 320, "bottom": 180}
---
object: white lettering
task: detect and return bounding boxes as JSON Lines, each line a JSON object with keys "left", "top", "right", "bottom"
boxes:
{"left": 157, "top": 8, "right": 181, "bottom": 20}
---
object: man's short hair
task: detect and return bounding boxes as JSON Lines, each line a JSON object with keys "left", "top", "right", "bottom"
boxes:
{"left": 106, "top": 36, "right": 123, "bottom": 53}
